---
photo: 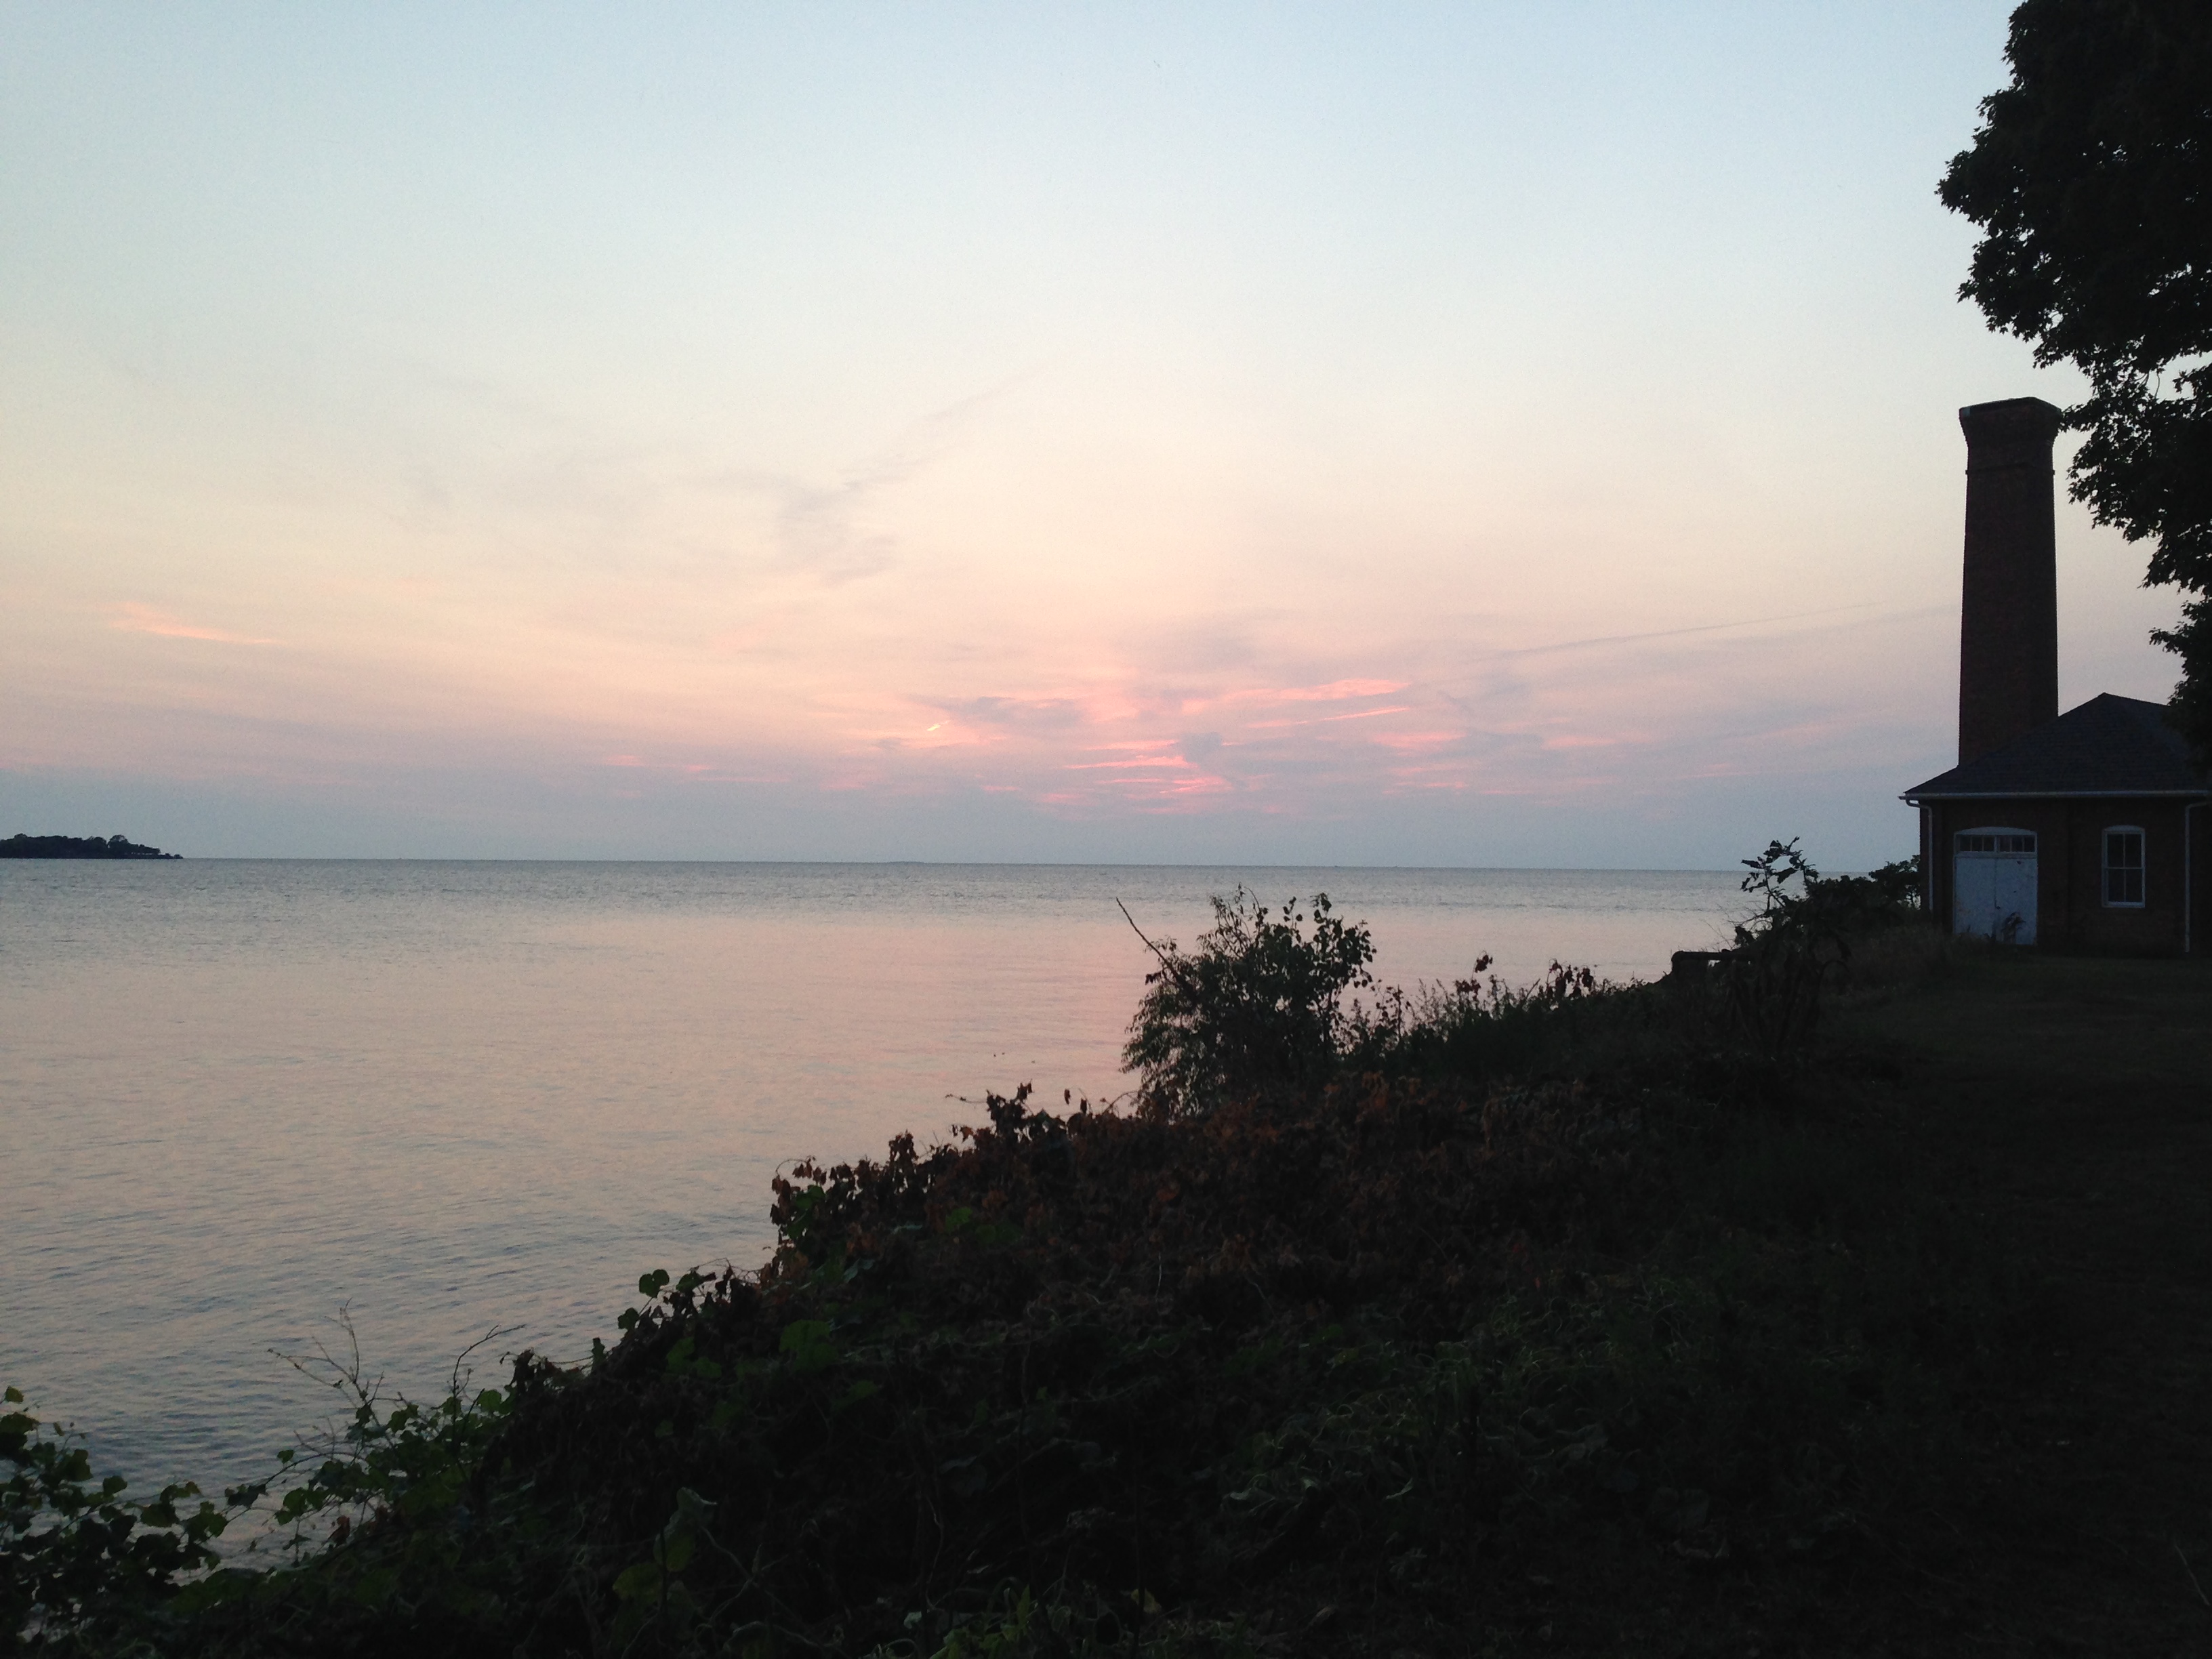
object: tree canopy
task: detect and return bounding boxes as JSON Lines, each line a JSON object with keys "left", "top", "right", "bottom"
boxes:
{"left": 1938, "top": 0, "right": 2212, "bottom": 754}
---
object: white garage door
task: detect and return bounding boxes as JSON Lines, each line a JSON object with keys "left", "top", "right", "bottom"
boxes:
{"left": 1953, "top": 829, "right": 2037, "bottom": 945}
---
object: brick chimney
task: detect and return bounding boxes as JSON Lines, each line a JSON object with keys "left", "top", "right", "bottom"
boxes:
{"left": 1957, "top": 396, "right": 2062, "bottom": 764}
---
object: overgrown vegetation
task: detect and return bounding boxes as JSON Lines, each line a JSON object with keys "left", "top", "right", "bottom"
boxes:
{"left": 1119, "top": 890, "right": 1380, "bottom": 1113}
{"left": 13, "top": 851, "right": 2205, "bottom": 1656}
{"left": 1693, "top": 842, "right": 1923, "bottom": 1058}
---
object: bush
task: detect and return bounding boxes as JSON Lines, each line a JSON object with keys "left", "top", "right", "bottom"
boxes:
{"left": 1120, "top": 889, "right": 1378, "bottom": 1113}
{"left": 1349, "top": 958, "right": 1622, "bottom": 1085}
{"left": 1, "top": 1385, "right": 259, "bottom": 1648}
{"left": 1709, "top": 843, "right": 1925, "bottom": 1057}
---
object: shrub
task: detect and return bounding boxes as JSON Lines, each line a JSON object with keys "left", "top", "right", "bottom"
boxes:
{"left": 1119, "top": 889, "right": 1631, "bottom": 1107}
{"left": 1713, "top": 843, "right": 1926, "bottom": 1055}
{"left": 1120, "top": 889, "right": 1378, "bottom": 1113}
{"left": 1, "top": 1385, "right": 260, "bottom": 1647}
{"left": 1347, "top": 958, "right": 1620, "bottom": 1085}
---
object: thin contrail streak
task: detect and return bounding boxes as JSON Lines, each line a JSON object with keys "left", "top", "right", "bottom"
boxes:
{"left": 1484, "top": 600, "right": 1933, "bottom": 661}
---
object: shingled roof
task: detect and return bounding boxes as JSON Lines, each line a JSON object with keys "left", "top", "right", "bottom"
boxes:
{"left": 1904, "top": 693, "right": 2208, "bottom": 801}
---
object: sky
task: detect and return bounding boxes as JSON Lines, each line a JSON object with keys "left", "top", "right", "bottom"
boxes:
{"left": 0, "top": 3, "right": 2183, "bottom": 867}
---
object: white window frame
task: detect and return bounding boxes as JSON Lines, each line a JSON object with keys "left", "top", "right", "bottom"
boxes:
{"left": 2102, "top": 825, "right": 2146, "bottom": 909}
{"left": 1954, "top": 828, "right": 2036, "bottom": 855}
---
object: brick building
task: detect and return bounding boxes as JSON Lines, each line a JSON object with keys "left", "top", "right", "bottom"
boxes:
{"left": 1902, "top": 398, "right": 2212, "bottom": 954}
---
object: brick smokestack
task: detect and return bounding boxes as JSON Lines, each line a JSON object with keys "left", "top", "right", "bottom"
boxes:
{"left": 1957, "top": 396, "right": 2062, "bottom": 764}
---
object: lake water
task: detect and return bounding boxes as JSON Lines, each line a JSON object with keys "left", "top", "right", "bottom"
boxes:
{"left": 0, "top": 860, "right": 1743, "bottom": 1498}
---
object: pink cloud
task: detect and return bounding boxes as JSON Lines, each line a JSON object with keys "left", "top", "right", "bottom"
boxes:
{"left": 1065, "top": 754, "right": 1191, "bottom": 771}
{"left": 1269, "top": 678, "right": 1407, "bottom": 703}
{"left": 1216, "top": 677, "right": 1408, "bottom": 709}
{"left": 1374, "top": 730, "right": 1462, "bottom": 751}
{"left": 1109, "top": 771, "right": 1236, "bottom": 808}
{"left": 110, "top": 603, "right": 276, "bottom": 644}
{"left": 1320, "top": 704, "right": 1412, "bottom": 722}
{"left": 1248, "top": 704, "right": 1414, "bottom": 730}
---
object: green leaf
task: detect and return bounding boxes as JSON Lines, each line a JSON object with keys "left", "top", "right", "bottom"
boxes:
{"left": 779, "top": 1319, "right": 838, "bottom": 1372}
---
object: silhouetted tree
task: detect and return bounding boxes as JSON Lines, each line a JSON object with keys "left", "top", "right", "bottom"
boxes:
{"left": 1938, "top": 0, "right": 2212, "bottom": 758}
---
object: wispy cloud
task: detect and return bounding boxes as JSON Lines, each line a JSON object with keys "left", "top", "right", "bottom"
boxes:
{"left": 1219, "top": 677, "right": 1408, "bottom": 707}
{"left": 730, "top": 378, "right": 1033, "bottom": 585}
{"left": 110, "top": 604, "right": 276, "bottom": 644}
{"left": 923, "top": 695, "right": 1090, "bottom": 733}
{"left": 1473, "top": 602, "right": 1894, "bottom": 665}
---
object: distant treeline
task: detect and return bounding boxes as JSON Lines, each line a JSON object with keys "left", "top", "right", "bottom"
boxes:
{"left": 0, "top": 834, "right": 179, "bottom": 860}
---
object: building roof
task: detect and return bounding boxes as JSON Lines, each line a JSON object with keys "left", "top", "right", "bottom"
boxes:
{"left": 1903, "top": 693, "right": 2209, "bottom": 802}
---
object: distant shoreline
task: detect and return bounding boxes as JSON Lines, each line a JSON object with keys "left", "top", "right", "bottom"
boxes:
{"left": 1, "top": 833, "right": 179, "bottom": 860}
{"left": 0, "top": 850, "right": 1748, "bottom": 874}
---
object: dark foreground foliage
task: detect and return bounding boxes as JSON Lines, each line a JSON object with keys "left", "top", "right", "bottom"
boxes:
{"left": 3, "top": 859, "right": 2060, "bottom": 1656}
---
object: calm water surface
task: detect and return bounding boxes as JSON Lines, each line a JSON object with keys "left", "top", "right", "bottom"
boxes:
{"left": 0, "top": 861, "right": 1742, "bottom": 1494}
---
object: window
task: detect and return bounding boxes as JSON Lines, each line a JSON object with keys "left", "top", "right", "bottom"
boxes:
{"left": 1956, "top": 832, "right": 2036, "bottom": 855}
{"left": 2104, "top": 828, "right": 2146, "bottom": 907}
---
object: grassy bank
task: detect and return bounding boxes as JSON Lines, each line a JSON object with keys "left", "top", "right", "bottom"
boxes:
{"left": 8, "top": 896, "right": 2212, "bottom": 1655}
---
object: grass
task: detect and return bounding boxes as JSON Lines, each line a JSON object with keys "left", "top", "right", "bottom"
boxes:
{"left": 1808, "top": 950, "right": 2212, "bottom": 1652}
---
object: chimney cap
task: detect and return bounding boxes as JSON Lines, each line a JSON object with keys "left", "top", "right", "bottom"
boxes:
{"left": 1959, "top": 397, "right": 2063, "bottom": 443}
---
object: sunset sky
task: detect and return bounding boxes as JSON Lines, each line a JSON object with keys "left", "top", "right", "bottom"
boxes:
{"left": 1, "top": 3, "right": 2182, "bottom": 866}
